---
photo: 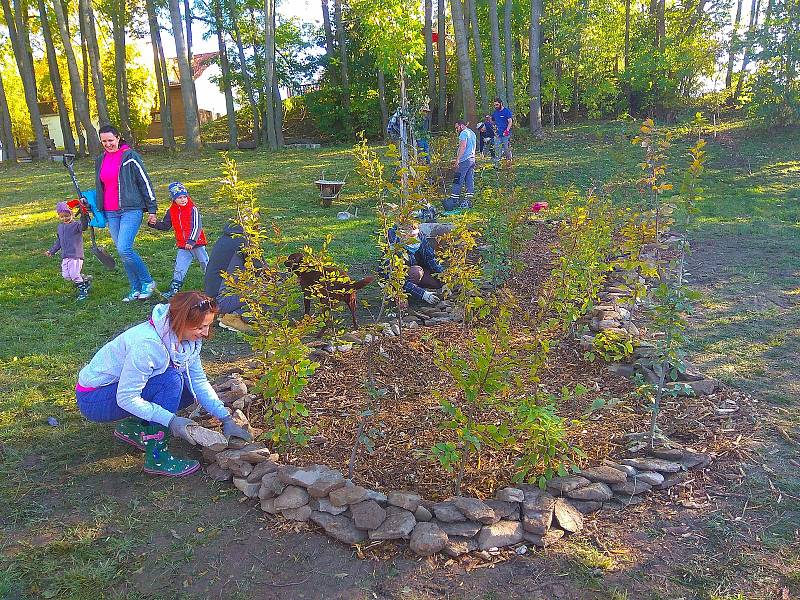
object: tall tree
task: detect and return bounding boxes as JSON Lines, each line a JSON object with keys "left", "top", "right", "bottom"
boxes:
{"left": 488, "top": 0, "right": 504, "bottom": 101}
{"left": 184, "top": 0, "right": 193, "bottom": 65}
{"left": 333, "top": 0, "right": 352, "bottom": 136}
{"left": 213, "top": 0, "right": 238, "bottom": 149}
{"left": 1, "top": 0, "right": 49, "bottom": 158}
{"left": 466, "top": 0, "right": 488, "bottom": 114}
{"left": 109, "top": 0, "right": 134, "bottom": 143}
{"left": 437, "top": 0, "right": 446, "bottom": 127}
{"left": 263, "top": 0, "right": 278, "bottom": 148}
{"left": 529, "top": 0, "right": 543, "bottom": 134}
{"left": 168, "top": 0, "right": 202, "bottom": 150}
{"left": 449, "top": 0, "right": 476, "bottom": 124}
{"left": 725, "top": 0, "right": 745, "bottom": 87}
{"left": 80, "top": 0, "right": 111, "bottom": 125}
{"left": 231, "top": 13, "right": 260, "bottom": 143}
{"left": 377, "top": 67, "right": 388, "bottom": 138}
{"left": 0, "top": 69, "right": 17, "bottom": 162}
{"left": 502, "top": 0, "right": 514, "bottom": 111}
{"left": 145, "top": 0, "right": 176, "bottom": 149}
{"left": 273, "top": 78, "right": 284, "bottom": 146}
{"left": 733, "top": 0, "right": 762, "bottom": 102}
{"left": 424, "top": 0, "right": 436, "bottom": 111}
{"left": 37, "top": 0, "right": 77, "bottom": 154}
{"left": 321, "top": 0, "right": 336, "bottom": 83}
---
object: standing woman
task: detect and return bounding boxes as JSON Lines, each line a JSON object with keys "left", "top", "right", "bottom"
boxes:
{"left": 96, "top": 124, "right": 159, "bottom": 302}
{"left": 75, "top": 291, "right": 253, "bottom": 476}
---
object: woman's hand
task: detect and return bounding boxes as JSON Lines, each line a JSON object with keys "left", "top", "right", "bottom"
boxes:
{"left": 222, "top": 415, "right": 253, "bottom": 442}
{"left": 147, "top": 213, "right": 157, "bottom": 226}
{"left": 168, "top": 415, "right": 198, "bottom": 444}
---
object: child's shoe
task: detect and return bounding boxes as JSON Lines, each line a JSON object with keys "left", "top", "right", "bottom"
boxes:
{"left": 122, "top": 289, "right": 140, "bottom": 302}
{"left": 139, "top": 281, "right": 157, "bottom": 300}
{"left": 76, "top": 280, "right": 90, "bottom": 301}
{"left": 162, "top": 279, "right": 182, "bottom": 300}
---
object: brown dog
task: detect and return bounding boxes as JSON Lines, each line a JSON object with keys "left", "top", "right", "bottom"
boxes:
{"left": 285, "top": 252, "right": 375, "bottom": 327}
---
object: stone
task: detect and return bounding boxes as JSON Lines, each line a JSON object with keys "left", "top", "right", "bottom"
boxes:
{"left": 566, "top": 482, "right": 613, "bottom": 502}
{"left": 445, "top": 536, "right": 478, "bottom": 557}
{"left": 278, "top": 464, "right": 342, "bottom": 495}
{"left": 580, "top": 466, "right": 628, "bottom": 486}
{"left": 656, "top": 471, "right": 688, "bottom": 490}
{"left": 328, "top": 483, "right": 368, "bottom": 507}
{"left": 236, "top": 443, "right": 273, "bottom": 463}
{"left": 206, "top": 463, "right": 232, "bottom": 482}
{"left": 612, "top": 493, "right": 645, "bottom": 507}
{"left": 495, "top": 487, "right": 525, "bottom": 503}
{"left": 611, "top": 480, "right": 652, "bottom": 496}
{"left": 607, "top": 363, "right": 635, "bottom": 378}
{"left": 485, "top": 500, "right": 517, "bottom": 521}
{"left": 185, "top": 424, "right": 228, "bottom": 450}
{"left": 410, "top": 522, "right": 448, "bottom": 556}
{"left": 350, "top": 500, "right": 387, "bottom": 530}
{"left": 524, "top": 527, "right": 566, "bottom": 548}
{"left": 273, "top": 485, "right": 310, "bottom": 511}
{"left": 476, "top": 521, "right": 524, "bottom": 550}
{"left": 623, "top": 321, "right": 640, "bottom": 337}
{"left": 310, "top": 512, "right": 368, "bottom": 545}
{"left": 261, "top": 472, "right": 286, "bottom": 496}
{"left": 364, "top": 489, "right": 388, "bottom": 504}
{"left": 307, "top": 471, "right": 347, "bottom": 498}
{"left": 521, "top": 489, "right": 556, "bottom": 535}
{"left": 310, "top": 497, "right": 348, "bottom": 515}
{"left": 598, "top": 319, "right": 621, "bottom": 330}
{"left": 636, "top": 471, "right": 665, "bottom": 486}
{"left": 436, "top": 520, "right": 482, "bottom": 537}
{"left": 369, "top": 507, "right": 416, "bottom": 540}
{"left": 451, "top": 497, "right": 496, "bottom": 524}
{"left": 553, "top": 498, "right": 584, "bottom": 533}
{"left": 227, "top": 460, "right": 253, "bottom": 478}
{"left": 569, "top": 500, "right": 603, "bottom": 514}
{"left": 606, "top": 462, "right": 638, "bottom": 477}
{"left": 341, "top": 332, "right": 363, "bottom": 344}
{"left": 433, "top": 501, "right": 467, "bottom": 523}
{"left": 681, "top": 378, "right": 721, "bottom": 396}
{"left": 414, "top": 506, "right": 433, "bottom": 522}
{"left": 621, "top": 457, "right": 682, "bottom": 473}
{"left": 260, "top": 498, "right": 277, "bottom": 514}
{"left": 387, "top": 491, "right": 422, "bottom": 512}
{"left": 233, "top": 477, "right": 261, "bottom": 498}
{"left": 282, "top": 505, "right": 312, "bottom": 522}
{"left": 546, "top": 476, "right": 591, "bottom": 496}
{"left": 246, "top": 460, "right": 280, "bottom": 483}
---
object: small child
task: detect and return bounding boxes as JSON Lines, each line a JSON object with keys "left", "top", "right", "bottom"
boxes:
{"left": 148, "top": 181, "right": 209, "bottom": 299}
{"left": 45, "top": 201, "right": 91, "bottom": 301}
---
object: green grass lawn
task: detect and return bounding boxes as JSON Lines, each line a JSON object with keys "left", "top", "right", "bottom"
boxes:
{"left": 0, "top": 118, "right": 798, "bottom": 599}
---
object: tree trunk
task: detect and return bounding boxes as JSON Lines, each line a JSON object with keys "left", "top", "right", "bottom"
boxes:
{"left": 488, "top": 0, "right": 504, "bottom": 101}
{"left": 624, "top": 0, "right": 631, "bottom": 109}
{"left": 184, "top": 0, "right": 193, "bottom": 66}
{"left": 321, "top": 0, "right": 336, "bottom": 84}
{"left": 733, "top": 0, "right": 762, "bottom": 102}
{"left": 273, "top": 78, "right": 284, "bottom": 146}
{"left": 334, "top": 0, "right": 352, "bottom": 137}
{"left": 1, "top": 0, "right": 49, "bottom": 159}
{"left": 503, "top": 0, "right": 514, "bottom": 111}
{"left": 145, "top": 0, "right": 176, "bottom": 149}
{"left": 528, "top": 0, "right": 543, "bottom": 134}
{"left": 424, "top": 0, "right": 436, "bottom": 112}
{"left": 0, "top": 70, "right": 17, "bottom": 162}
{"left": 263, "top": 0, "right": 277, "bottom": 148}
{"left": 213, "top": 0, "right": 238, "bottom": 150}
{"left": 450, "top": 0, "right": 476, "bottom": 124}
{"left": 725, "top": 0, "right": 744, "bottom": 87}
{"left": 38, "top": 0, "right": 77, "bottom": 154}
{"left": 437, "top": 0, "right": 447, "bottom": 127}
{"left": 168, "top": 0, "right": 202, "bottom": 150}
{"left": 466, "top": 0, "right": 488, "bottom": 115}
{"left": 111, "top": 0, "right": 134, "bottom": 143}
{"left": 233, "top": 18, "right": 260, "bottom": 144}
{"left": 657, "top": 0, "right": 666, "bottom": 51}
{"left": 249, "top": 7, "right": 266, "bottom": 137}
{"left": 80, "top": 0, "right": 111, "bottom": 126}
{"left": 377, "top": 68, "right": 388, "bottom": 139}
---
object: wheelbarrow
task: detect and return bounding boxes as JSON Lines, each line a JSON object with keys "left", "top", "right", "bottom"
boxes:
{"left": 314, "top": 173, "right": 347, "bottom": 207}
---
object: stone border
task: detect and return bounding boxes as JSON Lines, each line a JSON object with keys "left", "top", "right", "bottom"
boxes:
{"left": 202, "top": 377, "right": 711, "bottom": 558}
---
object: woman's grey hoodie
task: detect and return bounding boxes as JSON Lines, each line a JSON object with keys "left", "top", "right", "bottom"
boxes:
{"left": 78, "top": 304, "right": 228, "bottom": 426}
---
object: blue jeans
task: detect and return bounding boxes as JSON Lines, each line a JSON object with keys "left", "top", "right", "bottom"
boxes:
{"left": 174, "top": 246, "right": 209, "bottom": 282}
{"left": 417, "top": 139, "right": 431, "bottom": 164}
{"left": 106, "top": 210, "right": 154, "bottom": 292}
{"left": 447, "top": 158, "right": 475, "bottom": 208}
{"left": 494, "top": 133, "right": 512, "bottom": 162}
{"left": 76, "top": 367, "right": 193, "bottom": 423}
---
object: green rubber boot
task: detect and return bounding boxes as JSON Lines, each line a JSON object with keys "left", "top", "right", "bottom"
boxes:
{"left": 113, "top": 417, "right": 147, "bottom": 450}
{"left": 140, "top": 423, "right": 200, "bottom": 477}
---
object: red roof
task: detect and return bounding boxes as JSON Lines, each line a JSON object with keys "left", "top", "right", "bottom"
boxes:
{"left": 167, "top": 51, "right": 219, "bottom": 83}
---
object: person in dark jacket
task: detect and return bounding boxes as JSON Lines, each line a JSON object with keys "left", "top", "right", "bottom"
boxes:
{"left": 95, "top": 124, "right": 158, "bottom": 302}
{"left": 203, "top": 222, "right": 253, "bottom": 334}
{"left": 148, "top": 182, "right": 209, "bottom": 299}
{"left": 387, "top": 224, "right": 443, "bottom": 304}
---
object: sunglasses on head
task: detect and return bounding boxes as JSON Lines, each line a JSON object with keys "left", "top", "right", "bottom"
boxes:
{"left": 194, "top": 298, "right": 217, "bottom": 311}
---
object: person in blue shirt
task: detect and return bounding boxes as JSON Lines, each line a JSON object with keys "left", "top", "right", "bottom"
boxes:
{"left": 491, "top": 98, "right": 513, "bottom": 166}
{"left": 444, "top": 120, "right": 477, "bottom": 210}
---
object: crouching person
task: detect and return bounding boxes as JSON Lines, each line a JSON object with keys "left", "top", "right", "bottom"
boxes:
{"left": 75, "top": 291, "right": 252, "bottom": 476}
{"left": 387, "top": 224, "right": 444, "bottom": 306}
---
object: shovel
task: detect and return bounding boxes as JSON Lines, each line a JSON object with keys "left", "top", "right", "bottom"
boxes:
{"left": 62, "top": 154, "right": 116, "bottom": 270}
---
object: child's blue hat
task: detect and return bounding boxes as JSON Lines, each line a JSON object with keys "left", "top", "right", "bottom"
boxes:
{"left": 168, "top": 181, "right": 189, "bottom": 200}
{"left": 56, "top": 201, "right": 71, "bottom": 214}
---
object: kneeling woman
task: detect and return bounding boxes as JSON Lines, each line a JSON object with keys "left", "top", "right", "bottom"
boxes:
{"left": 75, "top": 291, "right": 252, "bottom": 476}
